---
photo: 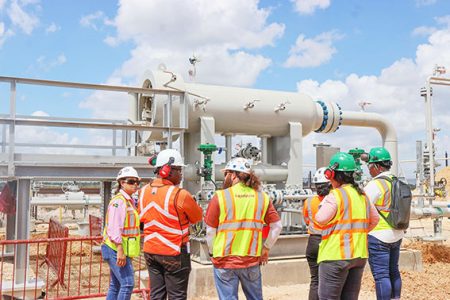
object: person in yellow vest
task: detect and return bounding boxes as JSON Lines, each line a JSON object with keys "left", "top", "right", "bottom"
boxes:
{"left": 139, "top": 149, "right": 203, "bottom": 300}
{"left": 315, "top": 152, "right": 379, "bottom": 300}
{"left": 364, "top": 147, "right": 403, "bottom": 300}
{"left": 102, "top": 166, "right": 141, "bottom": 300}
{"left": 303, "top": 167, "right": 331, "bottom": 300}
{"left": 204, "top": 157, "right": 282, "bottom": 300}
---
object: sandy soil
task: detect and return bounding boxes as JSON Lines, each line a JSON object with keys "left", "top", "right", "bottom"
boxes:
{"left": 2, "top": 208, "right": 450, "bottom": 299}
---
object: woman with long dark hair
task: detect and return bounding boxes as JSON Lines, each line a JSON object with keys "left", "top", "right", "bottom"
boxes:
{"left": 315, "top": 152, "right": 379, "bottom": 300}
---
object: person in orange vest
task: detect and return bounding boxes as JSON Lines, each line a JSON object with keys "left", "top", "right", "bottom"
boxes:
{"left": 315, "top": 152, "right": 379, "bottom": 300}
{"left": 303, "top": 167, "right": 331, "bottom": 300}
{"left": 138, "top": 149, "right": 202, "bottom": 300}
{"left": 204, "top": 157, "right": 282, "bottom": 300}
{"left": 102, "top": 166, "right": 141, "bottom": 300}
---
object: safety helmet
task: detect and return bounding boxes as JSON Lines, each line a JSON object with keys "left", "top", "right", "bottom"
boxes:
{"left": 313, "top": 167, "right": 330, "bottom": 184}
{"left": 328, "top": 152, "right": 357, "bottom": 171}
{"left": 368, "top": 147, "right": 391, "bottom": 163}
{"left": 116, "top": 166, "right": 140, "bottom": 181}
{"left": 155, "top": 149, "right": 185, "bottom": 167}
{"left": 222, "top": 157, "right": 252, "bottom": 174}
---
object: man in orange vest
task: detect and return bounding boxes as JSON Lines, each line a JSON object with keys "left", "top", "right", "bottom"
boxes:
{"left": 139, "top": 149, "right": 202, "bottom": 300}
{"left": 303, "top": 167, "right": 331, "bottom": 300}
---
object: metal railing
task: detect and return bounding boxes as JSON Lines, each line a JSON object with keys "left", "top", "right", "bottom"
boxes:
{"left": 0, "top": 235, "right": 149, "bottom": 299}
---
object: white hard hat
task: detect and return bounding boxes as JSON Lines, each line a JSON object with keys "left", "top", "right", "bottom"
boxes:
{"left": 116, "top": 166, "right": 140, "bottom": 181}
{"left": 155, "top": 149, "right": 185, "bottom": 167}
{"left": 313, "top": 167, "right": 329, "bottom": 184}
{"left": 222, "top": 157, "right": 252, "bottom": 174}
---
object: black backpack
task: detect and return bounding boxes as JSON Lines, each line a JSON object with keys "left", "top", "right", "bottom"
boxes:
{"left": 376, "top": 175, "right": 412, "bottom": 230}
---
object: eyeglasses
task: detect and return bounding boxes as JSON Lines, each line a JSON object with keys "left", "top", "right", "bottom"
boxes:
{"left": 124, "top": 179, "right": 140, "bottom": 185}
{"left": 171, "top": 167, "right": 182, "bottom": 172}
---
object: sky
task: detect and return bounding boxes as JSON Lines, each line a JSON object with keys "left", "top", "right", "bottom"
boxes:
{"left": 1, "top": 0, "right": 450, "bottom": 179}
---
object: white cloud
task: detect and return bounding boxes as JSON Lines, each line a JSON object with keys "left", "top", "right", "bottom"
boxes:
{"left": 284, "top": 30, "right": 344, "bottom": 68}
{"left": 412, "top": 26, "right": 437, "bottom": 37}
{"left": 291, "top": 0, "right": 330, "bottom": 15}
{"left": 0, "top": 22, "right": 15, "bottom": 47}
{"left": 416, "top": 0, "right": 437, "bottom": 7}
{"left": 31, "top": 110, "right": 49, "bottom": 117}
{"left": 82, "top": 0, "right": 284, "bottom": 118}
{"left": 7, "top": 0, "right": 39, "bottom": 34}
{"left": 80, "top": 10, "right": 107, "bottom": 31}
{"left": 295, "top": 24, "right": 450, "bottom": 175}
{"left": 45, "top": 22, "right": 60, "bottom": 34}
{"left": 34, "top": 53, "right": 67, "bottom": 71}
{"left": 0, "top": 0, "right": 5, "bottom": 10}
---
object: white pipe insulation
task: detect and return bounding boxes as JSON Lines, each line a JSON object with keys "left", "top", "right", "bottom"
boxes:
{"left": 341, "top": 111, "right": 398, "bottom": 175}
{"left": 142, "top": 70, "right": 398, "bottom": 173}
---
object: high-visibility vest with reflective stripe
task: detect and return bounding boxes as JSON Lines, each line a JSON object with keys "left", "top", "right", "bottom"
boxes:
{"left": 304, "top": 195, "right": 324, "bottom": 235}
{"left": 103, "top": 192, "right": 141, "bottom": 257}
{"left": 212, "top": 183, "right": 270, "bottom": 258}
{"left": 317, "top": 185, "right": 370, "bottom": 263}
{"left": 139, "top": 183, "right": 189, "bottom": 256}
{"left": 372, "top": 177, "right": 393, "bottom": 231}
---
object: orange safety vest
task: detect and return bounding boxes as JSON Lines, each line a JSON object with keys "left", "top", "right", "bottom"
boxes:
{"left": 139, "top": 182, "right": 189, "bottom": 256}
{"left": 303, "top": 195, "right": 324, "bottom": 235}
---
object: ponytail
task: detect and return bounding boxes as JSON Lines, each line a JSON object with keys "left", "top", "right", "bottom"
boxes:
{"left": 334, "top": 171, "right": 365, "bottom": 195}
{"left": 236, "top": 170, "right": 261, "bottom": 191}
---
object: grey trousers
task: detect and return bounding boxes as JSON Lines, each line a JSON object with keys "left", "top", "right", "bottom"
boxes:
{"left": 318, "top": 257, "right": 367, "bottom": 300}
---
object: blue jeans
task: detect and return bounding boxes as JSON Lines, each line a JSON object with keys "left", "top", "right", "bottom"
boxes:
{"left": 101, "top": 244, "right": 135, "bottom": 300}
{"left": 368, "top": 235, "right": 402, "bottom": 300}
{"left": 213, "top": 265, "right": 263, "bottom": 300}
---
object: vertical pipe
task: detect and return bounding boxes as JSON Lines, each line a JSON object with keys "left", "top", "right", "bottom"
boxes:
{"left": 224, "top": 134, "right": 232, "bottom": 162}
{"left": 1, "top": 124, "right": 6, "bottom": 153}
{"left": 101, "top": 181, "right": 112, "bottom": 230}
{"left": 286, "top": 122, "right": 303, "bottom": 187}
{"left": 425, "top": 79, "right": 434, "bottom": 196}
{"left": 416, "top": 141, "right": 424, "bottom": 208}
{"left": 260, "top": 135, "right": 270, "bottom": 164}
{"left": 129, "top": 93, "right": 139, "bottom": 157}
{"left": 8, "top": 81, "right": 16, "bottom": 177}
{"left": 15, "top": 178, "right": 31, "bottom": 284}
{"left": 6, "top": 181, "right": 17, "bottom": 254}
{"left": 167, "top": 93, "right": 173, "bottom": 148}
{"left": 112, "top": 128, "right": 117, "bottom": 156}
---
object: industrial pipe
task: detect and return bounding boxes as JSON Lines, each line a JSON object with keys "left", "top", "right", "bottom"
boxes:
{"left": 341, "top": 111, "right": 398, "bottom": 175}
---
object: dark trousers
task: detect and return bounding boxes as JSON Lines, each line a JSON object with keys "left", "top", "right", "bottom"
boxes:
{"left": 318, "top": 258, "right": 367, "bottom": 300}
{"left": 306, "top": 234, "right": 321, "bottom": 300}
{"left": 368, "top": 235, "right": 402, "bottom": 300}
{"left": 144, "top": 251, "right": 191, "bottom": 300}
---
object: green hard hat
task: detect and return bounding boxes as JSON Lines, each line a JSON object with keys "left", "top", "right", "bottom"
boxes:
{"left": 329, "top": 152, "right": 357, "bottom": 171}
{"left": 368, "top": 147, "right": 391, "bottom": 163}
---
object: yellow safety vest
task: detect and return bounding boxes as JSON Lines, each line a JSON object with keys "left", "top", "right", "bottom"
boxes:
{"left": 317, "top": 185, "right": 370, "bottom": 263}
{"left": 212, "top": 183, "right": 269, "bottom": 258}
{"left": 371, "top": 177, "right": 393, "bottom": 231}
{"left": 103, "top": 192, "right": 141, "bottom": 257}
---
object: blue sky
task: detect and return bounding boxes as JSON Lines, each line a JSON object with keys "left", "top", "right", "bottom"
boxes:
{"left": 1, "top": 0, "right": 450, "bottom": 177}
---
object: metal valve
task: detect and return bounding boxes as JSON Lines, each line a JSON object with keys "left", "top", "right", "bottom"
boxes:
{"left": 274, "top": 100, "right": 290, "bottom": 112}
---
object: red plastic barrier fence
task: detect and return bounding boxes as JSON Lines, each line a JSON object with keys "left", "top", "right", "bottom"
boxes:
{"left": 88, "top": 215, "right": 102, "bottom": 245}
{"left": 0, "top": 235, "right": 150, "bottom": 299}
{"left": 41, "top": 218, "right": 69, "bottom": 288}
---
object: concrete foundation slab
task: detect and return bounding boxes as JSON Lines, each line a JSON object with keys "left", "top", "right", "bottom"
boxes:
{"left": 187, "top": 249, "right": 422, "bottom": 298}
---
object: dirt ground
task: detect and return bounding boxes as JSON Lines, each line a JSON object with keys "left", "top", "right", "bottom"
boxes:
{"left": 2, "top": 209, "right": 450, "bottom": 299}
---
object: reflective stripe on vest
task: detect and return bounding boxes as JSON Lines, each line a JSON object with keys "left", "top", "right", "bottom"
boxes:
{"left": 140, "top": 183, "right": 189, "bottom": 255}
{"left": 372, "top": 178, "right": 393, "bottom": 231}
{"left": 305, "top": 196, "right": 322, "bottom": 235}
{"left": 103, "top": 192, "right": 140, "bottom": 257}
{"left": 213, "top": 183, "right": 269, "bottom": 258}
{"left": 317, "top": 185, "right": 369, "bottom": 263}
